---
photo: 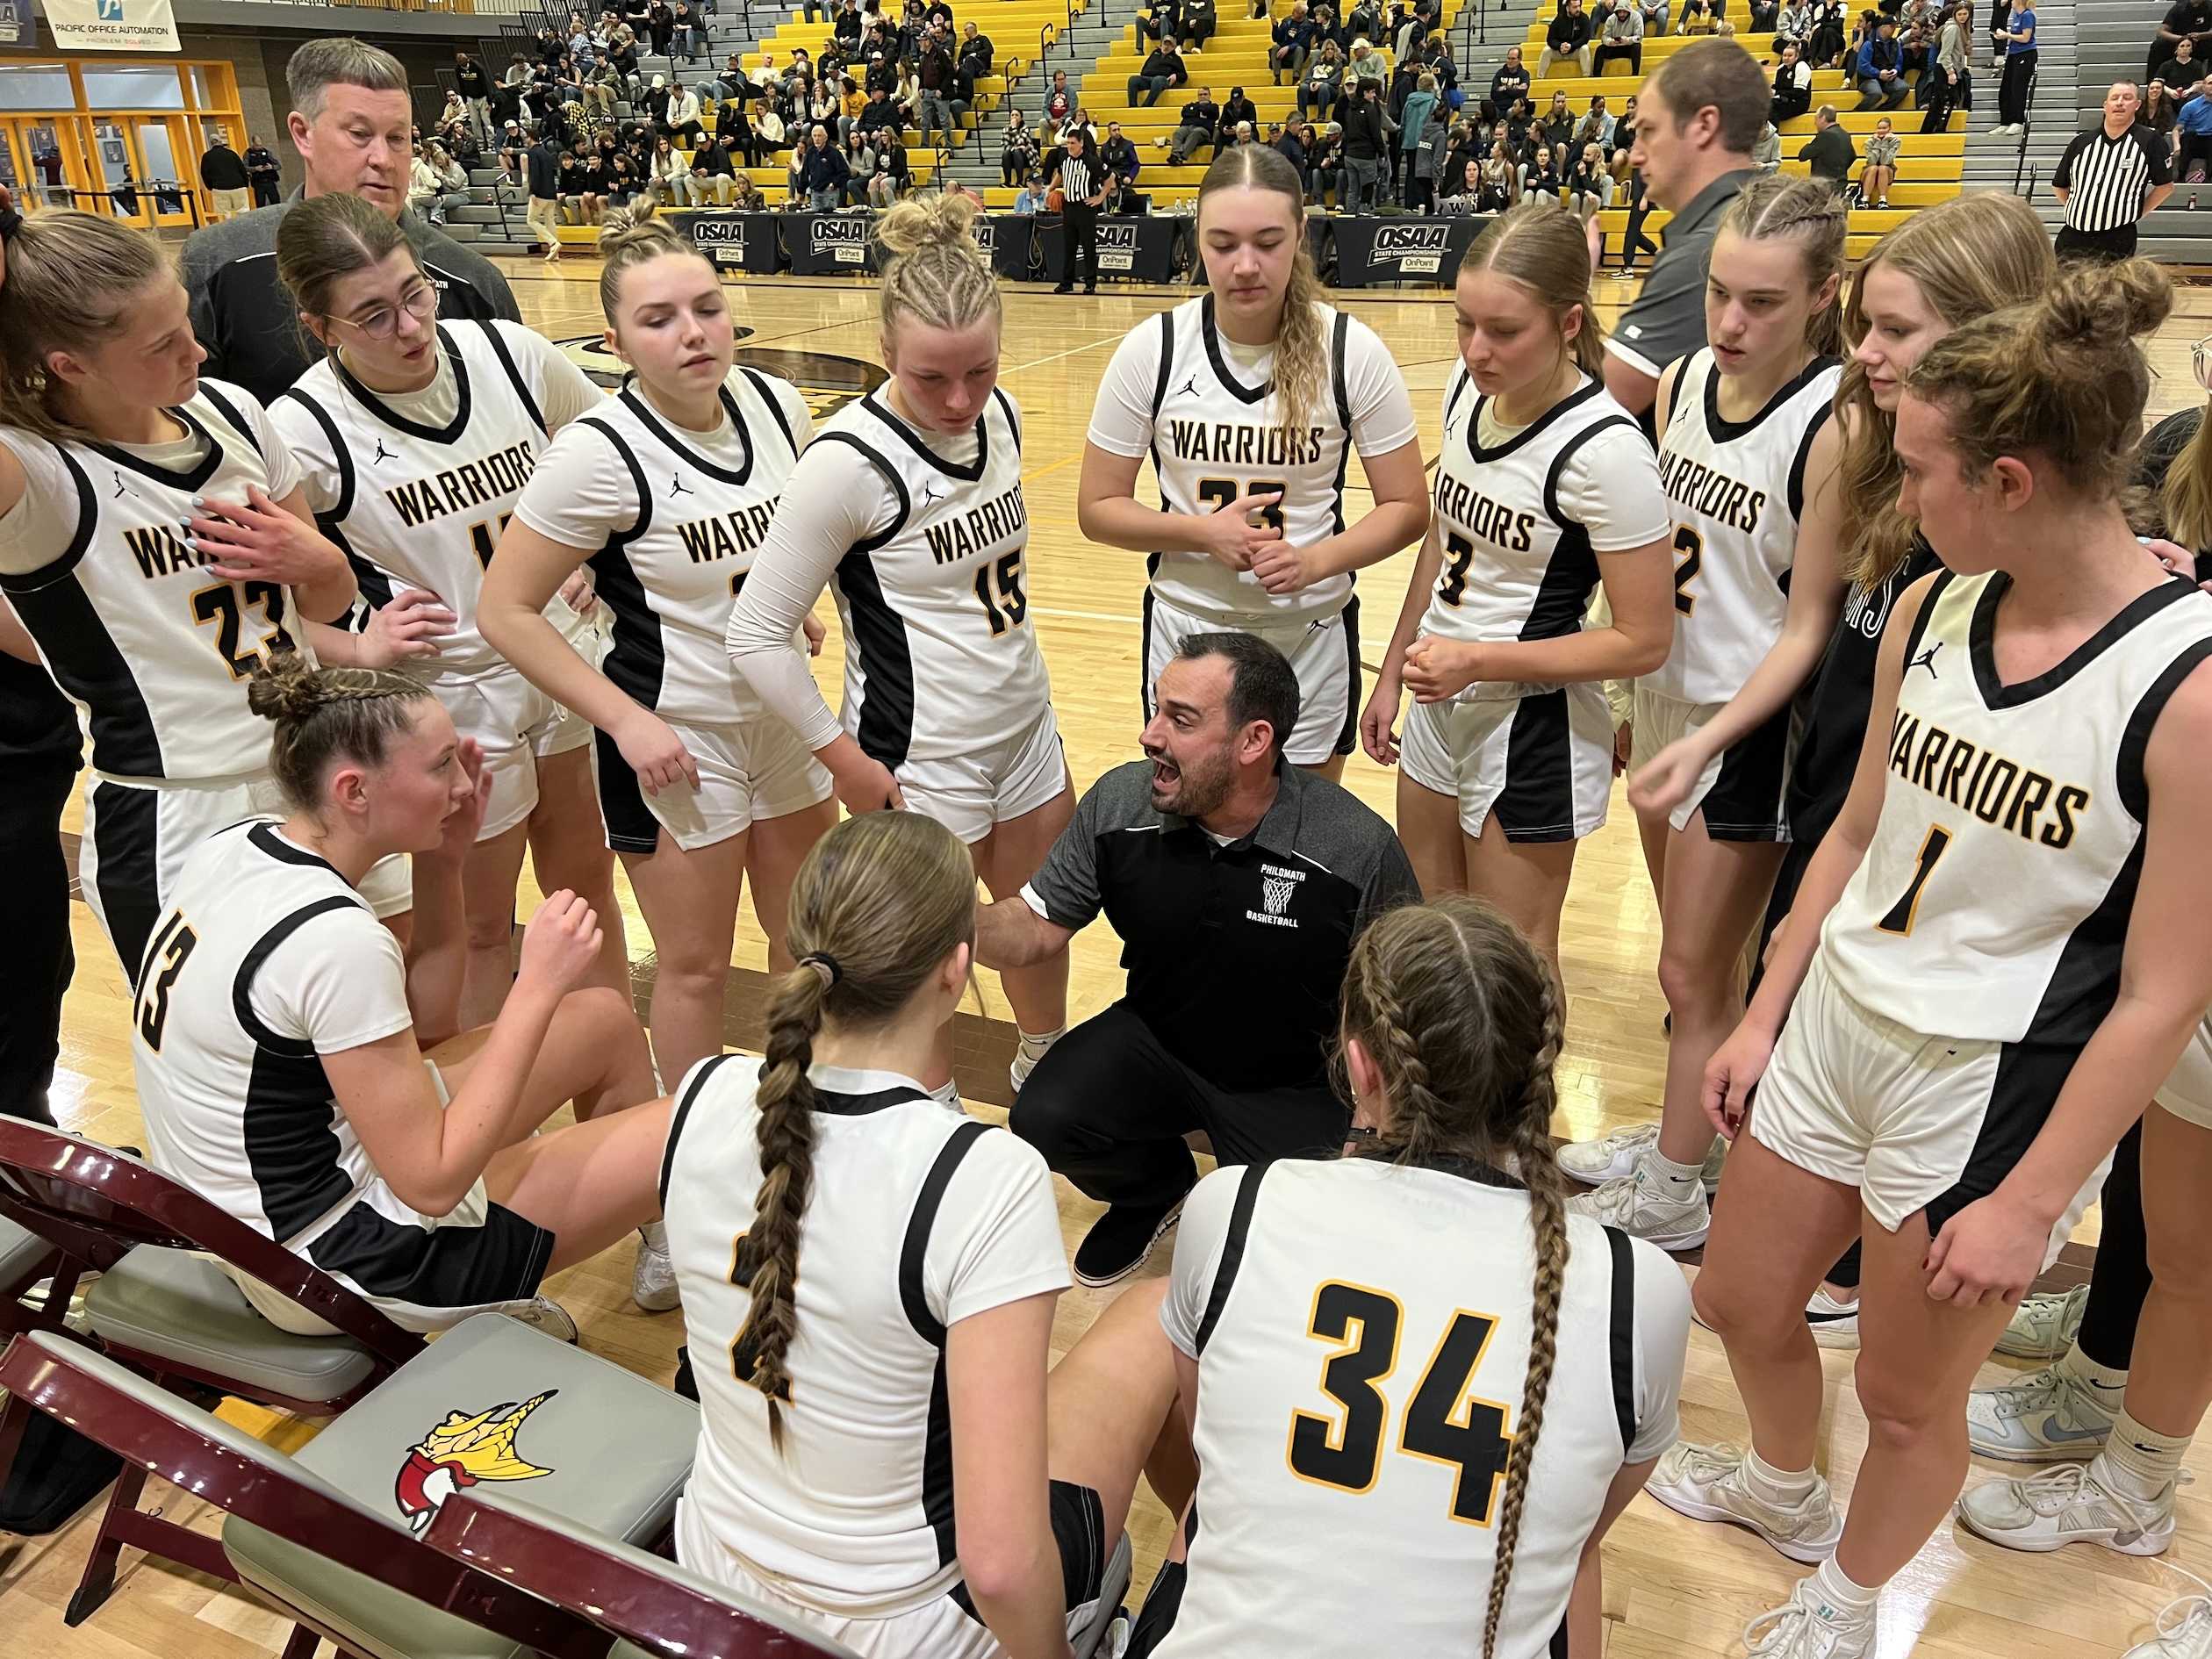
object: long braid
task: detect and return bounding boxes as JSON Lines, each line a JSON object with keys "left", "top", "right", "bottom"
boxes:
{"left": 1481, "top": 966, "right": 1569, "bottom": 1659}
{"left": 736, "top": 962, "right": 828, "bottom": 1453}
{"left": 1196, "top": 142, "right": 1324, "bottom": 435}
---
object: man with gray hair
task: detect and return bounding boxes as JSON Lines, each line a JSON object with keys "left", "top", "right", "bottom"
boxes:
{"left": 2052, "top": 80, "right": 2175, "bottom": 260}
{"left": 180, "top": 37, "right": 519, "bottom": 404}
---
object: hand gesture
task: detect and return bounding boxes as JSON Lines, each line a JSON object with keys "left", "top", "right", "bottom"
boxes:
{"left": 802, "top": 611, "right": 827, "bottom": 657}
{"left": 835, "top": 752, "right": 907, "bottom": 814}
{"left": 428, "top": 737, "right": 492, "bottom": 862}
{"left": 358, "top": 588, "right": 457, "bottom": 667}
{"left": 2143, "top": 536, "right": 2206, "bottom": 589}
{"left": 616, "top": 708, "right": 700, "bottom": 795}
{"left": 518, "top": 889, "right": 604, "bottom": 995}
{"left": 555, "top": 567, "right": 601, "bottom": 623}
{"left": 1189, "top": 491, "right": 1283, "bottom": 573}
{"left": 1401, "top": 635, "right": 1483, "bottom": 703}
{"left": 1702, "top": 1017, "right": 1775, "bottom": 1140}
{"left": 1626, "top": 737, "right": 1706, "bottom": 818}
{"left": 1249, "top": 540, "right": 1320, "bottom": 595}
{"left": 1359, "top": 672, "right": 1404, "bottom": 765}
{"left": 189, "top": 485, "right": 347, "bottom": 588}
{"left": 1923, "top": 1189, "right": 2049, "bottom": 1308}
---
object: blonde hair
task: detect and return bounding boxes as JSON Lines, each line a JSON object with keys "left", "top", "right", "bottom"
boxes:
{"left": 247, "top": 652, "right": 433, "bottom": 813}
{"left": 2160, "top": 406, "right": 2212, "bottom": 554}
{"left": 735, "top": 812, "right": 978, "bottom": 1453}
{"left": 1714, "top": 172, "right": 1849, "bottom": 357}
{"left": 0, "top": 211, "right": 169, "bottom": 445}
{"left": 1335, "top": 898, "right": 1566, "bottom": 1659}
{"left": 1196, "top": 142, "right": 1325, "bottom": 437}
{"left": 1909, "top": 258, "right": 2172, "bottom": 503}
{"left": 873, "top": 190, "right": 1001, "bottom": 343}
{"left": 1460, "top": 200, "right": 1605, "bottom": 378}
{"left": 594, "top": 198, "right": 708, "bottom": 325}
{"left": 1835, "top": 193, "right": 2053, "bottom": 587}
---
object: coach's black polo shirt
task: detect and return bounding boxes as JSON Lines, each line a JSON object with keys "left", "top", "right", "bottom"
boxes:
{"left": 1023, "top": 758, "right": 1418, "bottom": 1093}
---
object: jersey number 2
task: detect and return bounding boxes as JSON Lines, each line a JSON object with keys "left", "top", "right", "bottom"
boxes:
{"left": 191, "top": 581, "right": 296, "bottom": 679}
{"left": 136, "top": 912, "right": 198, "bottom": 1052}
{"left": 1196, "top": 477, "right": 1288, "bottom": 533}
{"left": 1670, "top": 526, "right": 1702, "bottom": 617}
{"left": 1288, "top": 1282, "right": 1515, "bottom": 1526}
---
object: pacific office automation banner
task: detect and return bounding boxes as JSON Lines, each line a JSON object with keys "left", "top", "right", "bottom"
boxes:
{"left": 43, "top": 0, "right": 177, "bottom": 52}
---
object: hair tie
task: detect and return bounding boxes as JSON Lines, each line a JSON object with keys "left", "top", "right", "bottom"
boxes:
{"left": 799, "top": 952, "right": 843, "bottom": 987}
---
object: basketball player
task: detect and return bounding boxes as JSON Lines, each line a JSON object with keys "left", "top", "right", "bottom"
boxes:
{"left": 728, "top": 193, "right": 1073, "bottom": 1097}
{"left": 268, "top": 191, "right": 630, "bottom": 1032}
{"left": 1670, "top": 260, "right": 2212, "bottom": 1659}
{"left": 1121, "top": 899, "right": 1690, "bottom": 1659}
{"left": 1078, "top": 144, "right": 1428, "bottom": 780}
{"left": 1361, "top": 204, "right": 1674, "bottom": 969}
{"left": 1559, "top": 176, "right": 1848, "bottom": 1252}
{"left": 0, "top": 211, "right": 426, "bottom": 983}
{"left": 662, "top": 812, "right": 1189, "bottom": 1658}
{"left": 133, "top": 654, "right": 672, "bottom": 1336}
{"left": 481, "top": 205, "right": 837, "bottom": 1145}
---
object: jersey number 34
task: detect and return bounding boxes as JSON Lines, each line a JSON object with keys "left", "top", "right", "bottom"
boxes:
{"left": 1287, "top": 1281, "right": 1515, "bottom": 1526}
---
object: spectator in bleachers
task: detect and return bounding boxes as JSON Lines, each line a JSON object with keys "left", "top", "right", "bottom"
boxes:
{"left": 1002, "top": 109, "right": 1038, "bottom": 184}
{"left": 1921, "top": 1, "right": 1970, "bottom": 129}
{"left": 1809, "top": 0, "right": 1849, "bottom": 65}
{"left": 557, "top": 147, "right": 595, "bottom": 221}
{"left": 1993, "top": 0, "right": 2035, "bottom": 134}
{"left": 606, "top": 149, "right": 642, "bottom": 209}
{"left": 1300, "top": 40, "right": 1347, "bottom": 119}
{"left": 859, "top": 82, "right": 901, "bottom": 140}
{"left": 840, "top": 128, "right": 877, "bottom": 200}
{"left": 1608, "top": 94, "right": 1638, "bottom": 177}
{"left": 1540, "top": 0, "right": 1597, "bottom": 76}
{"left": 1013, "top": 169, "right": 1047, "bottom": 212}
{"left": 2159, "top": 36, "right": 2201, "bottom": 97}
{"left": 1799, "top": 100, "right": 1856, "bottom": 188}
{"left": 1340, "top": 77, "right": 1392, "bottom": 208}
{"left": 1775, "top": 0, "right": 1810, "bottom": 44}
{"left": 1752, "top": 115, "right": 1782, "bottom": 167}
{"left": 1576, "top": 93, "right": 1617, "bottom": 150}
{"left": 725, "top": 97, "right": 768, "bottom": 164}
{"left": 836, "top": 0, "right": 864, "bottom": 44}
{"left": 1166, "top": 87, "right": 1223, "bottom": 162}
{"left": 1306, "top": 118, "right": 1342, "bottom": 201}
{"left": 1102, "top": 119, "right": 1141, "bottom": 186}
{"left": 407, "top": 140, "right": 470, "bottom": 226}
{"left": 867, "top": 154, "right": 900, "bottom": 205}
{"left": 2176, "top": 77, "right": 2212, "bottom": 179}
{"left": 1568, "top": 137, "right": 1614, "bottom": 212}
{"left": 1540, "top": 89, "right": 1575, "bottom": 147}
{"left": 1747, "top": 0, "right": 1778, "bottom": 28}
{"left": 1222, "top": 85, "right": 1260, "bottom": 135}
{"left": 1138, "top": 0, "right": 1173, "bottom": 43}
{"left": 1491, "top": 45, "right": 1532, "bottom": 111}
{"left": 1596, "top": 0, "right": 1647, "bottom": 74}
{"left": 1772, "top": 39, "right": 1815, "bottom": 119}
{"left": 1183, "top": 0, "right": 1218, "bottom": 51}
{"left": 1275, "top": 3, "right": 1317, "bottom": 84}
{"left": 668, "top": 82, "right": 707, "bottom": 143}
{"left": 1349, "top": 35, "right": 1389, "bottom": 97}
{"left": 916, "top": 24, "right": 958, "bottom": 149}
{"left": 1045, "top": 68, "right": 1074, "bottom": 127}
{"left": 2144, "top": 78, "right": 2183, "bottom": 152}
{"left": 1855, "top": 16, "right": 1909, "bottom": 109}
{"left": 1860, "top": 113, "right": 1900, "bottom": 203}
{"left": 1407, "top": 95, "right": 1449, "bottom": 207}
{"left": 2153, "top": 0, "right": 2212, "bottom": 86}
{"left": 877, "top": 120, "right": 910, "bottom": 189}
{"left": 1396, "top": 72, "right": 1439, "bottom": 198}
{"left": 646, "top": 132, "right": 688, "bottom": 203}
{"left": 1522, "top": 138, "right": 1563, "bottom": 198}
{"left": 729, "top": 166, "right": 764, "bottom": 207}
{"left": 1641, "top": 0, "right": 1672, "bottom": 38}
{"left": 1275, "top": 117, "right": 1309, "bottom": 172}
{"left": 1131, "top": 40, "right": 1190, "bottom": 107}
{"left": 646, "top": 2, "right": 675, "bottom": 59}
{"left": 1677, "top": 0, "right": 1715, "bottom": 33}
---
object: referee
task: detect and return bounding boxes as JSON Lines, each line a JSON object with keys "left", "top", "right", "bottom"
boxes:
{"left": 974, "top": 633, "right": 1418, "bottom": 1288}
{"left": 2052, "top": 81, "right": 2174, "bottom": 260}
{"left": 1052, "top": 126, "right": 1103, "bottom": 294}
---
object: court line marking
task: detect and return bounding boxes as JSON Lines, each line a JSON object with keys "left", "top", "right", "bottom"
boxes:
{"left": 1002, "top": 334, "right": 1126, "bottom": 375}
{"left": 1032, "top": 604, "right": 1143, "bottom": 625}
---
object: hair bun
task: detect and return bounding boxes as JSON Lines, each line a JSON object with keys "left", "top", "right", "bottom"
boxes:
{"left": 873, "top": 190, "right": 981, "bottom": 262}
{"left": 246, "top": 650, "right": 326, "bottom": 722}
{"left": 2042, "top": 256, "right": 2172, "bottom": 353}
{"left": 595, "top": 197, "right": 683, "bottom": 258}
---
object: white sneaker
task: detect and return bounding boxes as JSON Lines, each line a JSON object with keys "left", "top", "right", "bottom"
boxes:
{"left": 1741, "top": 1576, "right": 1876, "bottom": 1657}
{"left": 1957, "top": 1456, "right": 2175, "bottom": 1555}
{"left": 1645, "top": 1441, "right": 1844, "bottom": 1562}
{"left": 1567, "top": 1168, "right": 1711, "bottom": 1251}
{"left": 1994, "top": 1282, "right": 2089, "bottom": 1360}
{"left": 509, "top": 1295, "right": 580, "bottom": 1344}
{"left": 633, "top": 1223, "right": 679, "bottom": 1313}
{"left": 2128, "top": 1595, "right": 2212, "bottom": 1657}
{"left": 1805, "top": 1286, "right": 1861, "bottom": 1350}
{"left": 1967, "top": 1362, "right": 2119, "bottom": 1462}
{"left": 1557, "top": 1123, "right": 1725, "bottom": 1192}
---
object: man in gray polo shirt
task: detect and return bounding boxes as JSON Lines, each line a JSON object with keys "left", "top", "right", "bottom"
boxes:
{"left": 180, "top": 38, "right": 519, "bottom": 405}
{"left": 1598, "top": 38, "right": 1767, "bottom": 423}
{"left": 975, "top": 632, "right": 1418, "bottom": 1287}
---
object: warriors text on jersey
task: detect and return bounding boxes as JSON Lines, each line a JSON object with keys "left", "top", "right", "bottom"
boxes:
{"left": 1642, "top": 351, "right": 1841, "bottom": 705}
{"left": 513, "top": 366, "right": 812, "bottom": 728}
{"left": 1421, "top": 363, "right": 1667, "bottom": 663}
{"left": 276, "top": 320, "right": 573, "bottom": 684}
{"left": 1821, "top": 570, "right": 2212, "bottom": 1044}
{"left": 1156, "top": 1156, "right": 1689, "bottom": 1659}
{"left": 1087, "top": 293, "right": 1418, "bottom": 622}
{"left": 662, "top": 1058, "right": 1068, "bottom": 1616}
{"left": 807, "top": 385, "right": 1051, "bottom": 766}
{"left": 0, "top": 382, "right": 308, "bottom": 782}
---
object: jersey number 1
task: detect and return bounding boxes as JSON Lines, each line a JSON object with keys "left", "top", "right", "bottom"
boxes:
{"left": 1288, "top": 1282, "right": 1515, "bottom": 1526}
{"left": 136, "top": 911, "right": 198, "bottom": 1052}
{"left": 973, "top": 552, "right": 1030, "bottom": 637}
{"left": 1876, "top": 823, "right": 1953, "bottom": 937}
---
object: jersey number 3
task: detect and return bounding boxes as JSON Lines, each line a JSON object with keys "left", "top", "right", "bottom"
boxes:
{"left": 136, "top": 911, "right": 199, "bottom": 1052}
{"left": 1287, "top": 1282, "right": 1515, "bottom": 1526}
{"left": 191, "top": 581, "right": 296, "bottom": 680}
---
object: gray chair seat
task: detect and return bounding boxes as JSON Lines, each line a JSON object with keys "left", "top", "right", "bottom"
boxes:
{"left": 83, "top": 1245, "right": 377, "bottom": 1403}
{"left": 224, "top": 1311, "right": 697, "bottom": 1659}
{"left": 0, "top": 1214, "right": 50, "bottom": 1290}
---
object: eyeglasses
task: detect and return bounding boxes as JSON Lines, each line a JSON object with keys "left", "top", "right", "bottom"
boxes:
{"left": 2194, "top": 333, "right": 2212, "bottom": 394}
{"left": 334, "top": 284, "right": 437, "bottom": 341}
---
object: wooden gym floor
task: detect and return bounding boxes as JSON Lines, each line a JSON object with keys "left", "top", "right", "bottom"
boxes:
{"left": 10, "top": 267, "right": 2212, "bottom": 1659}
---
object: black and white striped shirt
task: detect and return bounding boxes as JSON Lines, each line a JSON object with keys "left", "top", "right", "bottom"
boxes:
{"left": 2053, "top": 121, "right": 2172, "bottom": 232}
{"left": 1055, "top": 149, "right": 1095, "bottom": 204}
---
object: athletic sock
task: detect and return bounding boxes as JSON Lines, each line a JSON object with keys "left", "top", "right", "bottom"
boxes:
{"left": 1809, "top": 1556, "right": 1880, "bottom": 1620}
{"left": 1742, "top": 1446, "right": 1819, "bottom": 1507}
{"left": 929, "top": 1078, "right": 963, "bottom": 1109}
{"left": 2104, "top": 1404, "right": 2191, "bottom": 1506}
{"left": 2058, "top": 1340, "right": 2130, "bottom": 1407}
{"left": 1016, "top": 1024, "right": 1066, "bottom": 1062}
{"left": 1641, "top": 1148, "right": 1708, "bottom": 1201}
{"left": 638, "top": 1218, "right": 669, "bottom": 1253}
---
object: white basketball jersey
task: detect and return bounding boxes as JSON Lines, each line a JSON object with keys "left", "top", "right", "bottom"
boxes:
{"left": 275, "top": 321, "right": 556, "bottom": 684}
{"left": 1159, "top": 1157, "right": 1685, "bottom": 1659}
{"left": 1420, "top": 364, "right": 1655, "bottom": 675}
{"left": 558, "top": 369, "right": 806, "bottom": 728}
{"left": 815, "top": 386, "right": 1050, "bottom": 765}
{"left": 132, "top": 819, "right": 409, "bottom": 1252}
{"left": 1642, "top": 351, "right": 1841, "bottom": 705}
{"left": 662, "top": 1057, "right": 1069, "bottom": 1618}
{"left": 1822, "top": 571, "right": 2212, "bottom": 1044}
{"left": 0, "top": 383, "right": 304, "bottom": 782}
{"left": 1144, "top": 294, "right": 1369, "bottom": 622}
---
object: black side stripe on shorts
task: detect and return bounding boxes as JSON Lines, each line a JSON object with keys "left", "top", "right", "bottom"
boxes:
{"left": 475, "top": 319, "right": 548, "bottom": 435}
{"left": 1605, "top": 1224, "right": 1636, "bottom": 1456}
{"left": 91, "top": 781, "right": 162, "bottom": 987}
{"left": 658, "top": 1052, "right": 739, "bottom": 1210}
{"left": 901, "top": 1118, "right": 994, "bottom": 1569}
{"left": 1332, "top": 591, "right": 1362, "bottom": 758}
{"left": 1193, "top": 1161, "right": 1268, "bottom": 1357}
{"left": 819, "top": 431, "right": 920, "bottom": 769}
{"left": 196, "top": 382, "right": 265, "bottom": 463}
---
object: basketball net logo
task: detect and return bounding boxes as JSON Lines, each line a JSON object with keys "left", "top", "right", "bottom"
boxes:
{"left": 1261, "top": 874, "right": 1296, "bottom": 917}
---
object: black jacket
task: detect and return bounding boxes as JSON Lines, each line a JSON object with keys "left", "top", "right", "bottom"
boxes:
{"left": 1176, "top": 97, "right": 1221, "bottom": 133}
{"left": 1222, "top": 94, "right": 1260, "bottom": 131}
{"left": 527, "top": 141, "right": 563, "bottom": 196}
{"left": 1547, "top": 10, "right": 1592, "bottom": 48}
{"left": 1340, "top": 99, "right": 1387, "bottom": 157}
{"left": 199, "top": 144, "right": 248, "bottom": 190}
{"left": 456, "top": 60, "right": 491, "bottom": 98}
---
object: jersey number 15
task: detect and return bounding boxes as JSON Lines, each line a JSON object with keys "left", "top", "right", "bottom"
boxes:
{"left": 1287, "top": 1281, "right": 1516, "bottom": 1526}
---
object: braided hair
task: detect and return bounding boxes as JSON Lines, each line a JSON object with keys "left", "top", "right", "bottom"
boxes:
{"left": 734, "top": 810, "right": 977, "bottom": 1453}
{"left": 247, "top": 652, "right": 433, "bottom": 813}
{"left": 1714, "top": 172, "right": 1849, "bottom": 357}
{"left": 1335, "top": 897, "right": 1568, "bottom": 1659}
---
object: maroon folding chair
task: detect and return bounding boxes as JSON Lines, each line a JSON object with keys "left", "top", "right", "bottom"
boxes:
{"left": 0, "top": 1117, "right": 422, "bottom": 1623}
{"left": 425, "top": 1490, "right": 864, "bottom": 1659}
